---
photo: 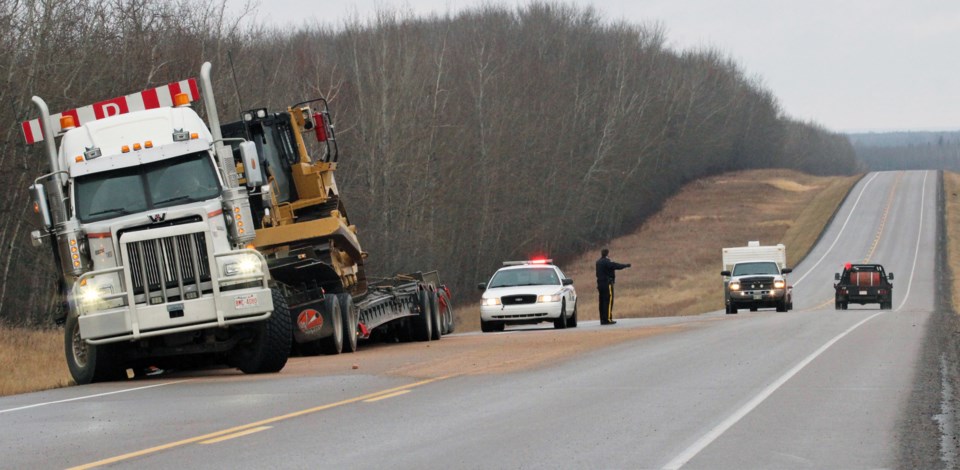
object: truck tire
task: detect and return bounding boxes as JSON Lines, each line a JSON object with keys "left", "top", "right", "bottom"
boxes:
{"left": 413, "top": 289, "right": 433, "bottom": 341}
{"left": 429, "top": 290, "right": 442, "bottom": 341}
{"left": 567, "top": 305, "right": 578, "bottom": 328}
{"left": 835, "top": 301, "right": 841, "bottom": 310}
{"left": 726, "top": 305, "right": 738, "bottom": 314}
{"left": 321, "top": 296, "right": 344, "bottom": 355}
{"left": 554, "top": 301, "right": 568, "bottom": 329}
{"left": 235, "top": 288, "right": 292, "bottom": 374}
{"left": 440, "top": 292, "right": 455, "bottom": 334}
{"left": 65, "top": 314, "right": 124, "bottom": 384}
{"left": 776, "top": 298, "right": 787, "bottom": 312}
{"left": 338, "top": 293, "right": 358, "bottom": 353}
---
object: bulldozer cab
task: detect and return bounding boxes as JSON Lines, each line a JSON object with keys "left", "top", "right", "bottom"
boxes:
{"left": 221, "top": 99, "right": 340, "bottom": 228}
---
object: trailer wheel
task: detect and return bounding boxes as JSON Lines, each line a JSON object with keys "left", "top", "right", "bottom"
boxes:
{"left": 413, "top": 289, "right": 433, "bottom": 341}
{"left": 429, "top": 290, "right": 442, "bottom": 341}
{"left": 321, "top": 296, "right": 344, "bottom": 355}
{"left": 234, "top": 288, "right": 292, "bottom": 374}
{"left": 553, "top": 301, "right": 568, "bottom": 329}
{"left": 65, "top": 314, "right": 124, "bottom": 384}
{"left": 440, "top": 292, "right": 455, "bottom": 335}
{"left": 338, "top": 293, "right": 358, "bottom": 353}
{"left": 566, "top": 305, "right": 578, "bottom": 328}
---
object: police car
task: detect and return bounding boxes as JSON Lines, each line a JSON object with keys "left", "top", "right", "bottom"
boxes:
{"left": 477, "top": 259, "right": 577, "bottom": 332}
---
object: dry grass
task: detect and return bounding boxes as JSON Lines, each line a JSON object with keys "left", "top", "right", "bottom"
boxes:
{"left": 561, "top": 169, "right": 860, "bottom": 321}
{"left": 0, "top": 325, "right": 72, "bottom": 396}
{"left": 945, "top": 172, "right": 960, "bottom": 312}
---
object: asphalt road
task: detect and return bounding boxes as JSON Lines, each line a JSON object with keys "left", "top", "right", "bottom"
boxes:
{"left": 0, "top": 170, "right": 948, "bottom": 469}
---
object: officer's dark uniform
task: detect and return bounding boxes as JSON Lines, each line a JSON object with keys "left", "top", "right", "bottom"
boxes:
{"left": 596, "top": 254, "right": 630, "bottom": 324}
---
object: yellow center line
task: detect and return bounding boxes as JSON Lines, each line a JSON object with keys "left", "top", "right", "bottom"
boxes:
{"left": 862, "top": 172, "right": 900, "bottom": 263}
{"left": 363, "top": 389, "right": 411, "bottom": 403}
{"left": 796, "top": 172, "right": 902, "bottom": 313}
{"left": 199, "top": 426, "right": 272, "bottom": 445}
{"left": 68, "top": 375, "right": 455, "bottom": 470}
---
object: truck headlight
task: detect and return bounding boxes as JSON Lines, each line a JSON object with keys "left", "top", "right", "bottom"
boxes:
{"left": 537, "top": 293, "right": 562, "bottom": 303}
{"left": 482, "top": 297, "right": 501, "bottom": 306}
{"left": 223, "top": 255, "right": 261, "bottom": 277}
{"left": 729, "top": 282, "right": 741, "bottom": 291}
{"left": 774, "top": 280, "right": 786, "bottom": 289}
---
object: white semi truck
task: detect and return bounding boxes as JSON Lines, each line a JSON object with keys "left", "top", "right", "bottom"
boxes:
{"left": 25, "top": 64, "right": 290, "bottom": 384}
{"left": 720, "top": 241, "right": 792, "bottom": 313}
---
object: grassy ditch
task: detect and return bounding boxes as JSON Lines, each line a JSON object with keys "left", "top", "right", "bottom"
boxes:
{"left": 945, "top": 171, "right": 960, "bottom": 311}
{"left": 0, "top": 325, "right": 71, "bottom": 396}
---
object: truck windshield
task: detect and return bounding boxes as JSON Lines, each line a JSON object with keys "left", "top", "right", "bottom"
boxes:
{"left": 75, "top": 151, "right": 220, "bottom": 223}
{"left": 732, "top": 262, "right": 780, "bottom": 276}
{"left": 489, "top": 268, "right": 560, "bottom": 288}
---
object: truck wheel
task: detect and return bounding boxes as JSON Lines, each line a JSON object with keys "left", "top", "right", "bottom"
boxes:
{"left": 567, "top": 305, "right": 578, "bottom": 328}
{"left": 727, "top": 305, "right": 738, "bottom": 314}
{"left": 64, "top": 314, "right": 124, "bottom": 384}
{"left": 413, "top": 289, "right": 433, "bottom": 341}
{"left": 554, "top": 301, "right": 568, "bottom": 329}
{"left": 841, "top": 302, "right": 848, "bottom": 310}
{"left": 429, "top": 290, "right": 442, "bottom": 340}
{"left": 235, "top": 288, "right": 292, "bottom": 374}
{"left": 321, "top": 296, "right": 343, "bottom": 354}
{"left": 835, "top": 301, "right": 841, "bottom": 310}
{"left": 440, "top": 292, "right": 455, "bottom": 334}
{"left": 776, "top": 298, "right": 787, "bottom": 312}
{"left": 338, "top": 293, "right": 359, "bottom": 353}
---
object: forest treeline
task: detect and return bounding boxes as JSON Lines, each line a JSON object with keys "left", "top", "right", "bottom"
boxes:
{"left": 851, "top": 132, "right": 960, "bottom": 171}
{"left": 0, "top": 0, "right": 860, "bottom": 324}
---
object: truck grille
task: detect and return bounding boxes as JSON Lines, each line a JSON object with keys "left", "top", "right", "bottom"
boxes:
{"left": 501, "top": 294, "right": 537, "bottom": 305}
{"left": 126, "top": 232, "right": 211, "bottom": 301}
{"left": 739, "top": 276, "right": 774, "bottom": 290}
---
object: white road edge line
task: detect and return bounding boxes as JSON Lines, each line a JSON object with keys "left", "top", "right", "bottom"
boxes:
{"left": 895, "top": 170, "right": 927, "bottom": 311}
{"left": 0, "top": 380, "right": 191, "bottom": 414}
{"left": 793, "top": 172, "right": 880, "bottom": 287}
{"left": 662, "top": 311, "right": 884, "bottom": 470}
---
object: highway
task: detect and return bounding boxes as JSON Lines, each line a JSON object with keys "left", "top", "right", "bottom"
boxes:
{"left": 0, "top": 170, "right": 946, "bottom": 469}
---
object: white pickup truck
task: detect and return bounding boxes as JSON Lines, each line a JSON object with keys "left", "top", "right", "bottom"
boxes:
{"left": 721, "top": 242, "right": 792, "bottom": 314}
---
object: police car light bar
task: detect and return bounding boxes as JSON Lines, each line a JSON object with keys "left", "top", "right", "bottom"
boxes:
{"left": 502, "top": 259, "right": 553, "bottom": 266}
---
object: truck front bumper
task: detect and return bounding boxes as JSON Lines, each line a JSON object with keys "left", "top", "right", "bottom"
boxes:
{"left": 79, "top": 286, "right": 273, "bottom": 344}
{"left": 728, "top": 288, "right": 788, "bottom": 309}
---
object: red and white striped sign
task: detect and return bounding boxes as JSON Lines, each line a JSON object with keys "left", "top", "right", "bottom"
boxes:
{"left": 21, "top": 78, "right": 200, "bottom": 145}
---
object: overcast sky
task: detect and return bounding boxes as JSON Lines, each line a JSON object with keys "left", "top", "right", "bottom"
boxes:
{"left": 242, "top": 0, "right": 960, "bottom": 133}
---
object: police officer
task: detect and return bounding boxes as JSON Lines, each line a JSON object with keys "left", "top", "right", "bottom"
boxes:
{"left": 596, "top": 248, "right": 630, "bottom": 325}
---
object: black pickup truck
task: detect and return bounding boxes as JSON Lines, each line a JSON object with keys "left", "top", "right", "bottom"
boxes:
{"left": 834, "top": 264, "right": 893, "bottom": 310}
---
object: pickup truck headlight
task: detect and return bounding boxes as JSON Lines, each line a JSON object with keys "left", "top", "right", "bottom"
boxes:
{"left": 222, "top": 255, "right": 261, "bottom": 277}
{"left": 729, "top": 281, "right": 741, "bottom": 291}
{"left": 537, "top": 293, "right": 562, "bottom": 303}
{"left": 482, "top": 297, "right": 501, "bottom": 306}
{"left": 774, "top": 280, "right": 786, "bottom": 289}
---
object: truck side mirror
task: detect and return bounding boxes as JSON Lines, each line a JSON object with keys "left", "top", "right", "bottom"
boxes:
{"left": 720, "top": 270, "right": 731, "bottom": 277}
{"left": 562, "top": 278, "right": 573, "bottom": 286}
{"left": 782, "top": 268, "right": 792, "bottom": 274}
{"left": 477, "top": 282, "right": 486, "bottom": 290}
{"left": 29, "top": 184, "right": 52, "bottom": 228}
{"left": 888, "top": 273, "right": 894, "bottom": 280}
{"left": 239, "top": 141, "right": 263, "bottom": 187}
{"left": 835, "top": 273, "right": 841, "bottom": 280}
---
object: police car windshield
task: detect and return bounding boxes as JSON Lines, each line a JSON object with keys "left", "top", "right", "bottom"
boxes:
{"left": 76, "top": 151, "right": 220, "bottom": 223}
{"left": 488, "top": 267, "right": 560, "bottom": 288}
{"left": 732, "top": 261, "right": 780, "bottom": 276}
